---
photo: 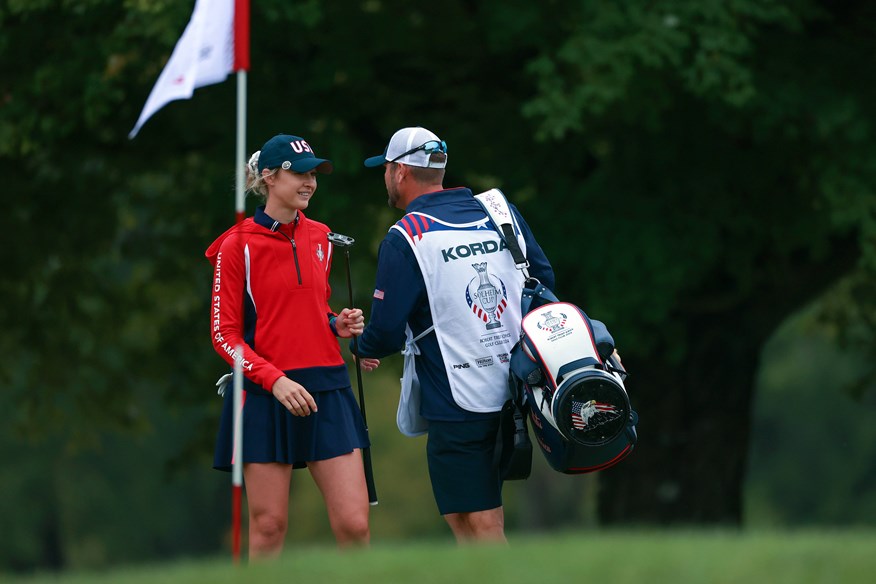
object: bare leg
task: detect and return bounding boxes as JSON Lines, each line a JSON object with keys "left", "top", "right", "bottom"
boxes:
{"left": 444, "top": 506, "right": 506, "bottom": 544}
{"left": 243, "top": 462, "right": 293, "bottom": 560}
{"left": 309, "top": 449, "right": 371, "bottom": 547}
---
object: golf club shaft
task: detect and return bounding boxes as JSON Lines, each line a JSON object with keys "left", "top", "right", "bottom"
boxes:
{"left": 344, "top": 249, "right": 378, "bottom": 505}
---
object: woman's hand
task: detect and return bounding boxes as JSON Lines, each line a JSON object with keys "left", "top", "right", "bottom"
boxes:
{"left": 272, "top": 376, "right": 317, "bottom": 416}
{"left": 335, "top": 307, "right": 365, "bottom": 338}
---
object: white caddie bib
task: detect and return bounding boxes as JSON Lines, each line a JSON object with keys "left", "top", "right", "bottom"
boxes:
{"left": 393, "top": 211, "right": 526, "bottom": 412}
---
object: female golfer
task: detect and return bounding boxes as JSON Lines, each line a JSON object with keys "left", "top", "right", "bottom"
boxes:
{"left": 206, "top": 134, "right": 379, "bottom": 558}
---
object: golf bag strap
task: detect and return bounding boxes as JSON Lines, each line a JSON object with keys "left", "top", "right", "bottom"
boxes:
{"left": 521, "top": 279, "right": 560, "bottom": 315}
{"left": 475, "top": 189, "right": 564, "bottom": 315}
{"left": 474, "top": 189, "right": 530, "bottom": 278}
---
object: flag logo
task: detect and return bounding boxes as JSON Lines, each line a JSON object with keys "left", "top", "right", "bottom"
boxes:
{"left": 570, "top": 399, "right": 621, "bottom": 431}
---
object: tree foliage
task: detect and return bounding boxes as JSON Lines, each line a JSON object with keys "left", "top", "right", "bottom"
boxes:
{"left": 746, "top": 307, "right": 876, "bottom": 527}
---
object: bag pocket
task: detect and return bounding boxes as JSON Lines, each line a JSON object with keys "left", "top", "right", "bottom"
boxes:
{"left": 495, "top": 398, "right": 532, "bottom": 481}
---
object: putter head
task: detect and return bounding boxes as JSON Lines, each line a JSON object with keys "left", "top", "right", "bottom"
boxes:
{"left": 327, "top": 232, "right": 355, "bottom": 248}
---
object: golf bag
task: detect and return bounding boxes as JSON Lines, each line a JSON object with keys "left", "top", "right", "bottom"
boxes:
{"left": 510, "top": 281, "right": 638, "bottom": 474}
{"left": 474, "top": 188, "right": 637, "bottom": 476}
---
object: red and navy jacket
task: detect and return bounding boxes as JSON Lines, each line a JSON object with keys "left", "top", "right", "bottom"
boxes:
{"left": 206, "top": 206, "right": 350, "bottom": 394}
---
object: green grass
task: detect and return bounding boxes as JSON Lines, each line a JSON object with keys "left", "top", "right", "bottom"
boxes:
{"left": 3, "top": 530, "right": 875, "bottom": 584}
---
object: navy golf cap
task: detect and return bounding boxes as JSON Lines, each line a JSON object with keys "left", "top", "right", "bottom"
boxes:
{"left": 257, "top": 134, "right": 333, "bottom": 174}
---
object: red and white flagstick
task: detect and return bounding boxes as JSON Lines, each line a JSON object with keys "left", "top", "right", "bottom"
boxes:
{"left": 231, "top": 345, "right": 245, "bottom": 563}
{"left": 231, "top": 0, "right": 250, "bottom": 564}
{"left": 233, "top": 0, "right": 250, "bottom": 225}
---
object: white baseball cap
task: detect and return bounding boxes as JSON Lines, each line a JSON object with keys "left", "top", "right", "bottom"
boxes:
{"left": 364, "top": 127, "right": 447, "bottom": 168}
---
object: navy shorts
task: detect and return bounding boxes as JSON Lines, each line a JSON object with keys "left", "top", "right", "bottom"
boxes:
{"left": 213, "top": 385, "right": 369, "bottom": 471}
{"left": 426, "top": 417, "right": 503, "bottom": 515}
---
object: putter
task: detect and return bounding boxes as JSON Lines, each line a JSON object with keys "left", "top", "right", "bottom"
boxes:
{"left": 327, "top": 232, "right": 378, "bottom": 505}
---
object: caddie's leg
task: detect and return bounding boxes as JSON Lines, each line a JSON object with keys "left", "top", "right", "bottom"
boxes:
{"left": 310, "top": 449, "right": 371, "bottom": 547}
{"left": 428, "top": 419, "right": 505, "bottom": 543}
{"left": 243, "top": 462, "right": 293, "bottom": 559}
{"left": 444, "top": 507, "right": 506, "bottom": 543}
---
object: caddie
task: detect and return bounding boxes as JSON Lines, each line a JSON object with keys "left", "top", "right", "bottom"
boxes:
{"left": 354, "top": 126, "right": 555, "bottom": 542}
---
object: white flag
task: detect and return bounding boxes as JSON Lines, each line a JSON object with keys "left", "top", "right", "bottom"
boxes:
{"left": 129, "top": 0, "right": 234, "bottom": 139}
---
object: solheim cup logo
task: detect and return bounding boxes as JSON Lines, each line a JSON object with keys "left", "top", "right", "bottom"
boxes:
{"left": 537, "top": 310, "right": 567, "bottom": 333}
{"left": 466, "top": 262, "right": 507, "bottom": 331}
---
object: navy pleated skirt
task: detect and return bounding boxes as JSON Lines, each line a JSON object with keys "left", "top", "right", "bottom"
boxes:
{"left": 213, "top": 385, "right": 370, "bottom": 471}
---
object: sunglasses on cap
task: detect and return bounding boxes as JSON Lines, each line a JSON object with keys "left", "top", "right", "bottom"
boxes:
{"left": 388, "top": 140, "right": 448, "bottom": 163}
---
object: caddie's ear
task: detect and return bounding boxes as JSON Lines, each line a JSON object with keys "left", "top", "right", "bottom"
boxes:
{"left": 395, "top": 162, "right": 411, "bottom": 180}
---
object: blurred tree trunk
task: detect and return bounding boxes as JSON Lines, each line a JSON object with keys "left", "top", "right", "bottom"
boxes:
{"left": 597, "top": 317, "right": 760, "bottom": 524}
{"left": 39, "top": 487, "right": 65, "bottom": 571}
{"left": 598, "top": 235, "right": 859, "bottom": 524}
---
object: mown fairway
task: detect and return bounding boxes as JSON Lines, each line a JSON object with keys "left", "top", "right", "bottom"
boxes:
{"left": 3, "top": 530, "right": 874, "bottom": 584}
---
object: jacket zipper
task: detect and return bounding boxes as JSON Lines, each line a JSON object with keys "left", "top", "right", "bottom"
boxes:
{"left": 291, "top": 215, "right": 302, "bottom": 284}
{"left": 277, "top": 215, "right": 303, "bottom": 285}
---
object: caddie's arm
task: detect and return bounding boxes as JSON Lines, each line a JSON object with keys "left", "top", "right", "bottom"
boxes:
{"left": 355, "top": 234, "right": 424, "bottom": 359}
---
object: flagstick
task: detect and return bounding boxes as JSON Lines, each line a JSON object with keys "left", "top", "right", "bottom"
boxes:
{"left": 230, "top": 1, "right": 250, "bottom": 564}
{"left": 129, "top": 0, "right": 250, "bottom": 562}
{"left": 234, "top": 0, "right": 250, "bottom": 222}
{"left": 230, "top": 69, "right": 246, "bottom": 566}
{"left": 231, "top": 345, "right": 244, "bottom": 564}
{"left": 235, "top": 69, "right": 247, "bottom": 224}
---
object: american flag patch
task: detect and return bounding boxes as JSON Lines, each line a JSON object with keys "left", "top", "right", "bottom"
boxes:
{"left": 571, "top": 399, "right": 619, "bottom": 430}
{"left": 373, "top": 289, "right": 385, "bottom": 300}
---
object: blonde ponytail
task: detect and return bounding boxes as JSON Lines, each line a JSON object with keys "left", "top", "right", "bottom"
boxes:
{"left": 245, "top": 150, "right": 278, "bottom": 200}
